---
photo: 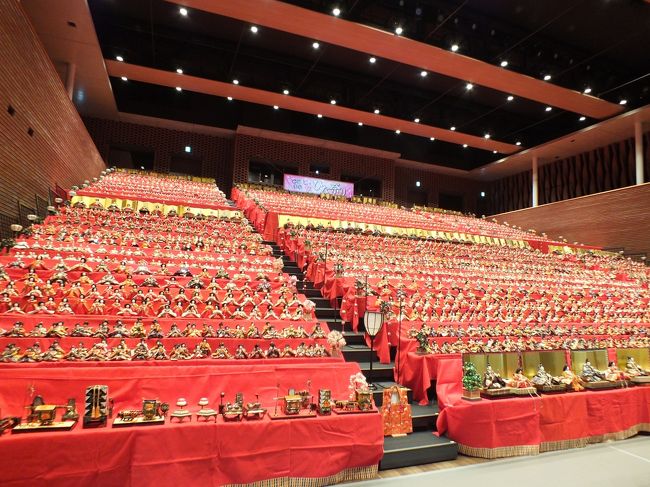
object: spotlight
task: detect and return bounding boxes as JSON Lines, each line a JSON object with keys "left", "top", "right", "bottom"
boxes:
{"left": 233, "top": 79, "right": 239, "bottom": 85}
{"left": 273, "top": 105, "right": 279, "bottom": 110}
{"left": 121, "top": 76, "right": 128, "bottom": 81}
{"left": 429, "top": 137, "right": 435, "bottom": 141}
{"left": 330, "top": 99, "right": 337, "bottom": 105}
{"left": 185, "top": 146, "right": 192, "bottom": 153}
{"left": 484, "top": 134, "right": 490, "bottom": 139}
{"left": 466, "top": 83, "right": 474, "bottom": 90}
{"left": 176, "top": 68, "right": 183, "bottom": 74}
{"left": 250, "top": 25, "right": 258, "bottom": 33}
{"left": 480, "top": 191, "right": 486, "bottom": 197}
{"left": 414, "top": 118, "right": 420, "bottom": 123}
{"left": 317, "top": 114, "right": 323, "bottom": 118}
{"left": 545, "top": 106, "right": 552, "bottom": 112}
{"left": 416, "top": 181, "right": 421, "bottom": 187}
{"left": 450, "top": 126, "right": 456, "bottom": 131}
{"left": 369, "top": 56, "right": 376, "bottom": 63}
{"left": 315, "top": 170, "right": 319, "bottom": 174}
{"left": 358, "top": 122, "right": 363, "bottom": 126}
{"left": 227, "top": 96, "right": 233, "bottom": 101}
{"left": 374, "top": 109, "right": 380, "bottom": 114}
{"left": 332, "top": 7, "right": 341, "bottom": 16}
{"left": 451, "top": 44, "right": 459, "bottom": 52}
{"left": 516, "top": 141, "right": 522, "bottom": 146}
{"left": 493, "top": 150, "right": 498, "bottom": 154}
{"left": 175, "top": 86, "right": 182, "bottom": 92}
{"left": 312, "top": 41, "right": 320, "bottom": 49}
{"left": 500, "top": 60, "right": 508, "bottom": 67}
{"left": 283, "top": 89, "right": 290, "bottom": 95}
{"left": 420, "top": 70, "right": 428, "bottom": 77}
{"left": 462, "top": 144, "right": 468, "bottom": 148}
{"left": 395, "top": 26, "right": 403, "bottom": 35}
{"left": 116, "top": 55, "right": 124, "bottom": 62}
{"left": 507, "top": 95, "right": 514, "bottom": 101}
{"left": 583, "top": 87, "right": 592, "bottom": 94}
{"left": 579, "top": 116, "right": 586, "bottom": 121}
{"left": 179, "top": 7, "right": 188, "bottom": 16}
{"left": 619, "top": 99, "right": 627, "bottom": 105}
{"left": 543, "top": 74, "right": 551, "bottom": 81}
{"left": 395, "top": 129, "right": 401, "bottom": 134}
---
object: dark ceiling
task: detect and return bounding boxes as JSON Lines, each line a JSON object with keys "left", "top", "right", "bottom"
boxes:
{"left": 88, "top": 0, "right": 650, "bottom": 171}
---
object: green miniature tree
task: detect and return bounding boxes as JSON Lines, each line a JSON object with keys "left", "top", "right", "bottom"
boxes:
{"left": 462, "top": 362, "right": 482, "bottom": 391}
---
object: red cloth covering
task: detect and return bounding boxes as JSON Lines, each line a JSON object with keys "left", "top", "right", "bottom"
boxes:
{"left": 0, "top": 361, "right": 383, "bottom": 486}
{"left": 436, "top": 385, "right": 650, "bottom": 458}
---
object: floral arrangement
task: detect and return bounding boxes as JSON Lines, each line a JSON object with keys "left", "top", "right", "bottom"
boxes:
{"left": 349, "top": 372, "right": 369, "bottom": 399}
{"left": 327, "top": 330, "right": 346, "bottom": 357}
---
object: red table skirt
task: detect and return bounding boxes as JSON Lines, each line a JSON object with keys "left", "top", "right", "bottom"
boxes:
{"left": 0, "top": 361, "right": 383, "bottom": 485}
{"left": 437, "top": 385, "right": 650, "bottom": 459}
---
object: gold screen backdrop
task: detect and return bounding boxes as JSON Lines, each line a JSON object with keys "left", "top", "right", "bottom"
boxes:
{"left": 463, "top": 352, "right": 520, "bottom": 379}
{"left": 570, "top": 349, "right": 609, "bottom": 374}
{"left": 616, "top": 348, "right": 650, "bottom": 370}
{"left": 522, "top": 350, "right": 568, "bottom": 377}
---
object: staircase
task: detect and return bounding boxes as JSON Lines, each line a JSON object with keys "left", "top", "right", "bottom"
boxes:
{"left": 265, "top": 240, "right": 458, "bottom": 469}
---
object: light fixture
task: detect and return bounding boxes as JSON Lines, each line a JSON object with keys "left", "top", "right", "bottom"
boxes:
{"left": 414, "top": 117, "right": 420, "bottom": 123}
{"left": 480, "top": 191, "right": 486, "bottom": 197}
{"left": 619, "top": 99, "right": 627, "bottom": 105}
{"left": 185, "top": 146, "right": 192, "bottom": 153}
{"left": 543, "top": 74, "right": 551, "bottom": 81}
{"left": 315, "top": 169, "right": 320, "bottom": 174}
{"left": 507, "top": 95, "right": 514, "bottom": 101}
{"left": 451, "top": 44, "right": 459, "bottom": 52}
{"left": 415, "top": 181, "right": 421, "bottom": 187}
{"left": 429, "top": 137, "right": 435, "bottom": 141}
{"left": 450, "top": 126, "right": 456, "bottom": 131}
{"left": 545, "top": 106, "right": 552, "bottom": 112}
{"left": 283, "top": 89, "right": 290, "bottom": 95}
{"left": 395, "top": 129, "right": 401, "bottom": 134}
{"left": 462, "top": 144, "right": 468, "bottom": 148}
{"left": 175, "top": 86, "right": 182, "bottom": 92}
{"left": 227, "top": 96, "right": 233, "bottom": 101}
{"left": 500, "top": 60, "right": 508, "bottom": 67}
{"left": 312, "top": 41, "right": 320, "bottom": 49}
{"left": 232, "top": 79, "right": 239, "bottom": 85}
{"left": 373, "top": 108, "right": 380, "bottom": 114}
{"left": 273, "top": 105, "right": 279, "bottom": 110}
{"left": 516, "top": 141, "right": 522, "bottom": 146}
{"left": 116, "top": 55, "right": 124, "bottom": 62}
{"left": 420, "top": 70, "right": 428, "bottom": 77}
{"left": 317, "top": 113, "right": 323, "bottom": 118}
{"left": 466, "top": 83, "right": 474, "bottom": 90}
{"left": 176, "top": 68, "right": 183, "bottom": 74}
{"left": 583, "top": 87, "right": 592, "bottom": 94}
{"left": 332, "top": 7, "right": 341, "bottom": 16}
{"left": 179, "top": 7, "right": 188, "bottom": 16}
{"left": 330, "top": 99, "right": 337, "bottom": 105}
{"left": 579, "top": 116, "right": 586, "bottom": 121}
{"left": 358, "top": 122, "right": 363, "bottom": 126}
{"left": 493, "top": 150, "right": 498, "bottom": 154}
{"left": 250, "top": 25, "right": 258, "bottom": 33}
{"left": 484, "top": 134, "right": 490, "bottom": 139}
{"left": 394, "top": 26, "right": 403, "bottom": 35}
{"left": 369, "top": 56, "right": 376, "bottom": 63}
{"left": 121, "top": 76, "right": 127, "bottom": 81}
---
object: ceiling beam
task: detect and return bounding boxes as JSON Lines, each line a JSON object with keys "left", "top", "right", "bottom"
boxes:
{"left": 106, "top": 60, "right": 520, "bottom": 153}
{"left": 168, "top": 0, "right": 623, "bottom": 120}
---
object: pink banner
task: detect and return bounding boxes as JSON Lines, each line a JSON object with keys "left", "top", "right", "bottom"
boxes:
{"left": 284, "top": 174, "right": 354, "bottom": 198}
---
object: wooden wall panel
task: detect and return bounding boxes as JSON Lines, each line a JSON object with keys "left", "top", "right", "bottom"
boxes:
{"left": 491, "top": 183, "right": 650, "bottom": 256}
{"left": 0, "top": 0, "right": 104, "bottom": 235}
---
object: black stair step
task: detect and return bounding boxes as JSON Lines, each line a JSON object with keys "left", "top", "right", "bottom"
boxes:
{"left": 371, "top": 382, "right": 413, "bottom": 406}
{"left": 411, "top": 402, "right": 440, "bottom": 432}
{"left": 315, "top": 307, "right": 339, "bottom": 318}
{"left": 341, "top": 344, "right": 376, "bottom": 363}
{"left": 358, "top": 361, "right": 395, "bottom": 382}
{"left": 342, "top": 331, "right": 366, "bottom": 345}
{"left": 380, "top": 431, "right": 458, "bottom": 470}
{"left": 308, "top": 297, "right": 331, "bottom": 307}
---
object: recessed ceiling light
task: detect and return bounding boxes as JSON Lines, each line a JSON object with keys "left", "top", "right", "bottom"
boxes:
{"left": 175, "top": 86, "right": 182, "bottom": 92}
{"left": 414, "top": 118, "right": 420, "bottom": 123}
{"left": 374, "top": 108, "right": 380, "bottom": 114}
{"left": 450, "top": 126, "right": 456, "bottom": 131}
{"left": 332, "top": 7, "right": 341, "bottom": 16}
{"left": 121, "top": 76, "right": 127, "bottom": 81}
{"left": 500, "top": 60, "right": 508, "bottom": 67}
{"left": 420, "top": 70, "right": 428, "bottom": 77}
{"left": 330, "top": 99, "right": 336, "bottom": 105}
{"left": 176, "top": 68, "right": 183, "bottom": 74}
{"left": 184, "top": 146, "right": 191, "bottom": 153}
{"left": 250, "top": 25, "right": 258, "bottom": 33}
{"left": 507, "top": 95, "right": 514, "bottom": 101}
{"left": 416, "top": 181, "right": 421, "bottom": 187}
{"left": 493, "top": 150, "right": 498, "bottom": 154}
{"left": 227, "top": 96, "right": 233, "bottom": 101}
{"left": 395, "top": 26, "right": 403, "bottom": 35}
{"left": 315, "top": 170, "right": 319, "bottom": 174}
{"left": 179, "top": 7, "right": 188, "bottom": 16}
{"left": 395, "top": 129, "right": 401, "bottom": 134}
{"left": 273, "top": 105, "right": 279, "bottom": 110}
{"left": 312, "top": 41, "right": 320, "bottom": 49}
{"left": 369, "top": 56, "right": 376, "bottom": 63}
{"left": 466, "top": 83, "right": 474, "bottom": 90}
{"left": 358, "top": 122, "right": 363, "bottom": 126}
{"left": 451, "top": 44, "right": 459, "bottom": 52}
{"left": 619, "top": 99, "right": 628, "bottom": 105}
{"left": 462, "top": 144, "right": 468, "bottom": 148}
{"left": 484, "top": 134, "right": 490, "bottom": 139}
{"left": 283, "top": 89, "right": 290, "bottom": 95}
{"left": 543, "top": 74, "right": 552, "bottom": 81}
{"left": 317, "top": 113, "right": 323, "bottom": 118}
{"left": 116, "top": 55, "right": 124, "bottom": 62}
{"left": 480, "top": 191, "right": 486, "bottom": 197}
{"left": 545, "top": 106, "right": 552, "bottom": 112}
{"left": 232, "top": 79, "right": 239, "bottom": 85}
{"left": 583, "top": 87, "right": 592, "bottom": 94}
{"left": 579, "top": 116, "right": 586, "bottom": 121}
{"left": 429, "top": 137, "right": 435, "bottom": 141}
{"left": 516, "top": 141, "right": 522, "bottom": 146}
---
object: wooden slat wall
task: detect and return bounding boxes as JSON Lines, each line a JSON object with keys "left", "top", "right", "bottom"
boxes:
{"left": 491, "top": 183, "right": 650, "bottom": 256}
{"left": 0, "top": 0, "right": 104, "bottom": 228}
